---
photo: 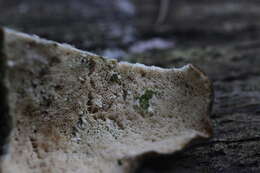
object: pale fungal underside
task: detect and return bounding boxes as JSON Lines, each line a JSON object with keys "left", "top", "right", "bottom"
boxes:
{"left": 0, "top": 28, "right": 213, "bottom": 173}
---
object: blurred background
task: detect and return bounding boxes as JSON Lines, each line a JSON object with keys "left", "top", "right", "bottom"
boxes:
{"left": 1, "top": 0, "right": 260, "bottom": 172}
{"left": 2, "top": 0, "right": 260, "bottom": 57}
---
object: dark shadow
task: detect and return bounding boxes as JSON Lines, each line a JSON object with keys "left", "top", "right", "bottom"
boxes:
{"left": 0, "top": 28, "right": 12, "bottom": 156}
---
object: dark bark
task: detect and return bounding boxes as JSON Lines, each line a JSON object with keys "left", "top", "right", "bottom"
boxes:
{"left": 133, "top": 0, "right": 260, "bottom": 40}
{"left": 0, "top": 28, "right": 11, "bottom": 156}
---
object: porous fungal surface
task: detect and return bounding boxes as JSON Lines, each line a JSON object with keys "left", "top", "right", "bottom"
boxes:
{"left": 0, "top": 28, "right": 213, "bottom": 173}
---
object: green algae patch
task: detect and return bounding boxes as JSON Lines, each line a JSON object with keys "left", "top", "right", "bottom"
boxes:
{"left": 138, "top": 89, "right": 156, "bottom": 111}
{"left": 110, "top": 72, "right": 121, "bottom": 84}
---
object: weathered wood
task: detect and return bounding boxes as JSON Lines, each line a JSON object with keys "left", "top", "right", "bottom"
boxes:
{"left": 133, "top": 0, "right": 260, "bottom": 39}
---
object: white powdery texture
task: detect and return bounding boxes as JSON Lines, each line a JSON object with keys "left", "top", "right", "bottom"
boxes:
{"left": 0, "top": 28, "right": 213, "bottom": 173}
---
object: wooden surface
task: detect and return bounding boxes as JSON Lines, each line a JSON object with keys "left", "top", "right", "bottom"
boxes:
{"left": 1, "top": 0, "right": 260, "bottom": 172}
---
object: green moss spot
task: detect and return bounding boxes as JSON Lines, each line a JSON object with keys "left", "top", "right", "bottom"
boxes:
{"left": 117, "top": 159, "right": 123, "bottom": 166}
{"left": 138, "top": 89, "right": 155, "bottom": 111}
{"left": 110, "top": 73, "right": 121, "bottom": 84}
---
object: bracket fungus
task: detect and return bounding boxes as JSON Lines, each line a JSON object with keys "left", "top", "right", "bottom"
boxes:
{"left": 0, "top": 28, "right": 213, "bottom": 173}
